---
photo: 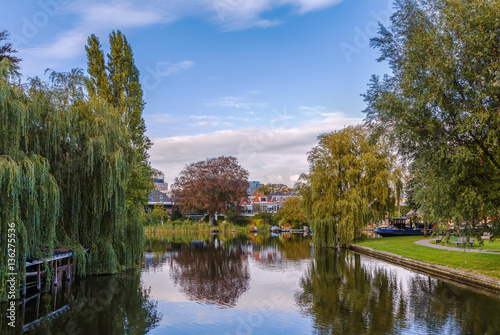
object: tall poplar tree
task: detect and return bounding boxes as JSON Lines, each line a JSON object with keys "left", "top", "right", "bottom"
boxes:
{"left": 85, "top": 34, "right": 110, "bottom": 100}
{"left": 85, "top": 31, "right": 154, "bottom": 209}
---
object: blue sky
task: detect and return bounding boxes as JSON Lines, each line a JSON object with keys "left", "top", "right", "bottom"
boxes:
{"left": 2, "top": 0, "right": 394, "bottom": 186}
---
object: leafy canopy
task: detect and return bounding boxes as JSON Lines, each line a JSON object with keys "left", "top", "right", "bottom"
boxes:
{"left": 173, "top": 156, "right": 249, "bottom": 225}
{"left": 299, "top": 125, "right": 400, "bottom": 248}
{"left": 276, "top": 197, "right": 307, "bottom": 229}
{"left": 254, "top": 183, "right": 291, "bottom": 195}
{"left": 364, "top": 0, "right": 500, "bottom": 229}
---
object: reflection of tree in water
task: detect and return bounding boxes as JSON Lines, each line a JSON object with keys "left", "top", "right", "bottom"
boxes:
{"left": 295, "top": 249, "right": 500, "bottom": 335}
{"left": 171, "top": 239, "right": 250, "bottom": 308}
{"left": 249, "top": 234, "right": 312, "bottom": 272}
{"left": 405, "top": 275, "right": 500, "bottom": 334}
{"left": 296, "top": 249, "right": 399, "bottom": 335}
{"left": 22, "top": 270, "right": 161, "bottom": 335}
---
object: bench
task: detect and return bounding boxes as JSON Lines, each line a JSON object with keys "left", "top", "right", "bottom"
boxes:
{"left": 452, "top": 237, "right": 474, "bottom": 247}
{"left": 435, "top": 235, "right": 444, "bottom": 243}
{"left": 481, "top": 233, "right": 492, "bottom": 241}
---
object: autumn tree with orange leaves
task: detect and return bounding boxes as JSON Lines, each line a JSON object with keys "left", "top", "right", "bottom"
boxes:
{"left": 173, "top": 156, "right": 249, "bottom": 225}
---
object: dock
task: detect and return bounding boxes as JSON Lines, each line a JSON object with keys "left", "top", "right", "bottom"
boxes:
{"left": 23, "top": 248, "right": 74, "bottom": 297}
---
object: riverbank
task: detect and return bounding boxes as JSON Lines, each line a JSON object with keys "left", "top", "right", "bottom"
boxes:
{"left": 352, "top": 236, "right": 500, "bottom": 294}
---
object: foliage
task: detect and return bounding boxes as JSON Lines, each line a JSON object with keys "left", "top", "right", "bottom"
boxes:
{"left": 363, "top": 0, "right": 500, "bottom": 232}
{"left": 253, "top": 212, "right": 276, "bottom": 226}
{"left": 275, "top": 197, "right": 307, "bottom": 229}
{"left": 0, "top": 30, "right": 21, "bottom": 73}
{"left": 85, "top": 30, "right": 156, "bottom": 208}
{"left": 0, "top": 31, "right": 154, "bottom": 300}
{"left": 0, "top": 62, "right": 59, "bottom": 300}
{"left": 299, "top": 125, "right": 401, "bottom": 248}
{"left": 146, "top": 204, "right": 168, "bottom": 226}
{"left": 173, "top": 156, "right": 249, "bottom": 225}
{"left": 171, "top": 209, "right": 182, "bottom": 221}
{"left": 254, "top": 183, "right": 291, "bottom": 195}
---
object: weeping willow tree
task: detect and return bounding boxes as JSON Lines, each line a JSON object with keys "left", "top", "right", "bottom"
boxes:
{"left": 0, "top": 37, "right": 152, "bottom": 300}
{"left": 299, "top": 125, "right": 401, "bottom": 248}
{"left": 27, "top": 68, "right": 145, "bottom": 274}
{"left": 0, "top": 60, "right": 60, "bottom": 301}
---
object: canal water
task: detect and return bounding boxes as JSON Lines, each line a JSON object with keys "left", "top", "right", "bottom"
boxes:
{"left": 2, "top": 233, "right": 500, "bottom": 334}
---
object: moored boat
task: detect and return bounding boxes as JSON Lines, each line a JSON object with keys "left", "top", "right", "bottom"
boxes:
{"left": 374, "top": 226, "right": 425, "bottom": 237}
{"left": 374, "top": 217, "right": 431, "bottom": 237}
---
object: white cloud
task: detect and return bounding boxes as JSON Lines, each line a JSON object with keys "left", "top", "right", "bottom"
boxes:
{"left": 21, "top": 0, "right": 345, "bottom": 64}
{"left": 79, "top": 3, "right": 164, "bottom": 27}
{"left": 205, "top": 95, "right": 268, "bottom": 110}
{"left": 21, "top": 1, "right": 165, "bottom": 62}
{"left": 211, "top": 0, "right": 344, "bottom": 30}
{"left": 284, "top": 0, "right": 345, "bottom": 14}
{"left": 190, "top": 115, "right": 220, "bottom": 120}
{"left": 149, "top": 110, "right": 361, "bottom": 186}
{"left": 154, "top": 61, "right": 196, "bottom": 77}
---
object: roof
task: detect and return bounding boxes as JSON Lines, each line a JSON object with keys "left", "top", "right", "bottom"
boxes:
{"left": 269, "top": 192, "right": 287, "bottom": 197}
{"left": 253, "top": 193, "right": 269, "bottom": 203}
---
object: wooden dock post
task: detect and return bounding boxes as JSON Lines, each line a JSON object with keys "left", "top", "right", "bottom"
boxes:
{"left": 67, "top": 257, "right": 71, "bottom": 280}
{"left": 37, "top": 263, "right": 41, "bottom": 291}
{"left": 53, "top": 260, "right": 58, "bottom": 286}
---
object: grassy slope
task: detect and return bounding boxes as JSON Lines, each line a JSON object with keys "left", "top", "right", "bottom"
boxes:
{"left": 355, "top": 236, "right": 500, "bottom": 280}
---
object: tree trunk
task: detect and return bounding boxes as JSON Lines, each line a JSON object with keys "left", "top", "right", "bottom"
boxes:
{"left": 209, "top": 212, "right": 215, "bottom": 226}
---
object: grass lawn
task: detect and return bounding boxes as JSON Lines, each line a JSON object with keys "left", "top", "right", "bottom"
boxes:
{"left": 355, "top": 236, "right": 500, "bottom": 280}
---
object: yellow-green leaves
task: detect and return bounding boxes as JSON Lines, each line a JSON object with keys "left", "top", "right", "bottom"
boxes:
{"left": 301, "top": 126, "right": 399, "bottom": 248}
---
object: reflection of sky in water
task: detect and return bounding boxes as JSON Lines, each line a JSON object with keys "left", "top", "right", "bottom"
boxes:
{"left": 8, "top": 235, "right": 500, "bottom": 334}
{"left": 139, "top": 235, "right": 500, "bottom": 335}
{"left": 141, "top": 243, "right": 313, "bottom": 334}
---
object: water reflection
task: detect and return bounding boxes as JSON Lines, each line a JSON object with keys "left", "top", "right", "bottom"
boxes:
{"left": 295, "top": 248, "right": 500, "bottom": 335}
{"left": 4, "top": 233, "right": 500, "bottom": 334}
{"left": 1, "top": 271, "right": 162, "bottom": 334}
{"left": 170, "top": 236, "right": 250, "bottom": 308}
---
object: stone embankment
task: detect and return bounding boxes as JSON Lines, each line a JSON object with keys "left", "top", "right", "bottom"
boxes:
{"left": 350, "top": 244, "right": 500, "bottom": 294}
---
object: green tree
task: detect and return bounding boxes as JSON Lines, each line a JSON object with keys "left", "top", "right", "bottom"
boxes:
{"left": 173, "top": 156, "right": 249, "bottom": 226}
{"left": 0, "top": 30, "right": 21, "bottom": 72}
{"left": 254, "top": 183, "right": 291, "bottom": 195}
{"left": 85, "top": 30, "right": 155, "bottom": 208}
{"left": 275, "top": 197, "right": 307, "bottom": 229}
{"left": 0, "top": 62, "right": 59, "bottom": 301}
{"left": 299, "top": 126, "right": 400, "bottom": 248}
{"left": 31, "top": 69, "right": 144, "bottom": 274}
{"left": 363, "top": 0, "right": 500, "bottom": 231}
{"left": 150, "top": 204, "right": 168, "bottom": 225}
{"left": 0, "top": 58, "right": 150, "bottom": 301}
{"left": 85, "top": 34, "right": 110, "bottom": 100}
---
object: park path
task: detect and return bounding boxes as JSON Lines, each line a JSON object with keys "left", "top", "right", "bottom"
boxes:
{"left": 414, "top": 238, "right": 500, "bottom": 254}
